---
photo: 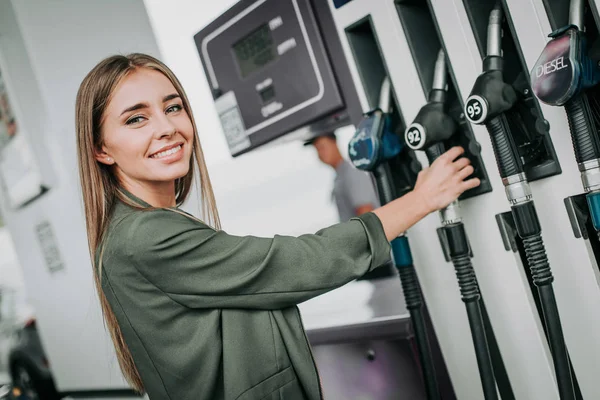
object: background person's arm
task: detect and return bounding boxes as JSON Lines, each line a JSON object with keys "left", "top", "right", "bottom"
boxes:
{"left": 355, "top": 204, "right": 375, "bottom": 216}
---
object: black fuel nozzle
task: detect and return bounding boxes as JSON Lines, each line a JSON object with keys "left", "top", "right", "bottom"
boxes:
{"left": 465, "top": 3, "right": 525, "bottom": 181}
{"left": 465, "top": 5, "right": 519, "bottom": 125}
{"left": 405, "top": 49, "right": 457, "bottom": 164}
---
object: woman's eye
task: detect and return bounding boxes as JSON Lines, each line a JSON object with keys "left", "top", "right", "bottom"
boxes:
{"left": 125, "top": 115, "right": 145, "bottom": 125}
{"left": 166, "top": 104, "right": 182, "bottom": 114}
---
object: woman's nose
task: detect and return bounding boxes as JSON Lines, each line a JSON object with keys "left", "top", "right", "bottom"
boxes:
{"left": 154, "top": 113, "right": 176, "bottom": 138}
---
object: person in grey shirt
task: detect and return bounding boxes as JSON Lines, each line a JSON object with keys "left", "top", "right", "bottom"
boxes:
{"left": 305, "top": 132, "right": 380, "bottom": 221}
{"left": 306, "top": 132, "right": 393, "bottom": 280}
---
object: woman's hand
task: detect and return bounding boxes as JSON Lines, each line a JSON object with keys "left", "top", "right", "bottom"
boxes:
{"left": 372, "top": 146, "right": 480, "bottom": 241}
{"left": 413, "top": 146, "right": 480, "bottom": 214}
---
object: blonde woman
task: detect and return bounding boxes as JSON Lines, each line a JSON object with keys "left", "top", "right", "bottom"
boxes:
{"left": 75, "top": 53, "right": 479, "bottom": 400}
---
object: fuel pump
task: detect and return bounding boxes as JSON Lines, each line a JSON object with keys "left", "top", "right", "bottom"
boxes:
{"left": 531, "top": 0, "right": 600, "bottom": 240}
{"left": 464, "top": 4, "right": 576, "bottom": 399}
{"left": 405, "top": 49, "right": 498, "bottom": 400}
{"left": 348, "top": 77, "right": 440, "bottom": 400}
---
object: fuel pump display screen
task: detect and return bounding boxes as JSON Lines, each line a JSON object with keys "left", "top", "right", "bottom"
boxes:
{"left": 195, "top": 0, "right": 347, "bottom": 156}
{"left": 232, "top": 24, "right": 278, "bottom": 78}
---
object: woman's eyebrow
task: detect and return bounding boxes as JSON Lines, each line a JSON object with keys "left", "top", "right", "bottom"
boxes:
{"left": 120, "top": 102, "right": 148, "bottom": 116}
{"left": 163, "top": 93, "right": 180, "bottom": 102}
{"left": 119, "top": 94, "right": 180, "bottom": 116}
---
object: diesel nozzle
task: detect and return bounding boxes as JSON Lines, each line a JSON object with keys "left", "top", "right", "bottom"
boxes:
{"left": 531, "top": 0, "right": 600, "bottom": 250}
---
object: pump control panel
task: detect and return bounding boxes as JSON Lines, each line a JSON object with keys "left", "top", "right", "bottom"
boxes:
{"left": 195, "top": 0, "right": 361, "bottom": 156}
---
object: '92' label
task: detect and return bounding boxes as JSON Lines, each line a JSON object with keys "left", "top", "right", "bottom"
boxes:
{"left": 405, "top": 123, "right": 426, "bottom": 150}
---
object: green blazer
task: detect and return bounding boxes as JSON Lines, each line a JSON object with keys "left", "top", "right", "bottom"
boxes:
{"left": 96, "top": 190, "right": 391, "bottom": 400}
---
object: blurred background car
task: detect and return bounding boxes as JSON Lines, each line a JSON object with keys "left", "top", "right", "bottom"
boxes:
{"left": 0, "top": 287, "right": 59, "bottom": 400}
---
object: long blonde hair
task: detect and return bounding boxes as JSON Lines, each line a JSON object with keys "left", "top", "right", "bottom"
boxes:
{"left": 75, "top": 53, "right": 221, "bottom": 393}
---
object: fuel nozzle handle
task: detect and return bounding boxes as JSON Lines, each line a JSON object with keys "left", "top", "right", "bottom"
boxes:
{"left": 405, "top": 49, "right": 457, "bottom": 159}
{"left": 465, "top": 4, "right": 524, "bottom": 180}
{"left": 349, "top": 77, "right": 403, "bottom": 174}
{"left": 465, "top": 4, "right": 516, "bottom": 123}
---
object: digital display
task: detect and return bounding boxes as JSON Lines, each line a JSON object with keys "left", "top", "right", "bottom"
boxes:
{"left": 232, "top": 24, "right": 278, "bottom": 78}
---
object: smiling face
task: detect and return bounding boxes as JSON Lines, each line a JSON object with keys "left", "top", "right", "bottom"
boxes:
{"left": 96, "top": 68, "right": 194, "bottom": 199}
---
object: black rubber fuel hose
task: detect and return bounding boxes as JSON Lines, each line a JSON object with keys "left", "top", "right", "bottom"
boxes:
{"left": 522, "top": 234, "right": 575, "bottom": 400}
{"left": 485, "top": 114, "right": 525, "bottom": 179}
{"left": 564, "top": 93, "right": 600, "bottom": 164}
{"left": 374, "top": 164, "right": 397, "bottom": 205}
{"left": 398, "top": 266, "right": 440, "bottom": 400}
{"left": 465, "top": 300, "right": 499, "bottom": 400}
{"left": 447, "top": 222, "right": 497, "bottom": 400}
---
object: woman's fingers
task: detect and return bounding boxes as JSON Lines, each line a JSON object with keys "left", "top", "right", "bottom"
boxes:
{"left": 440, "top": 146, "right": 465, "bottom": 162}
{"left": 452, "top": 157, "right": 471, "bottom": 171}
{"left": 460, "top": 177, "right": 481, "bottom": 192}
{"left": 457, "top": 164, "right": 475, "bottom": 180}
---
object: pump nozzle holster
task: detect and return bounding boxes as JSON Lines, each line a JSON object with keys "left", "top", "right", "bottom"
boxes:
{"left": 465, "top": 61, "right": 518, "bottom": 125}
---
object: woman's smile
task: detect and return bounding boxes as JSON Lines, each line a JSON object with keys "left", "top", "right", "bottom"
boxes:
{"left": 149, "top": 143, "right": 184, "bottom": 163}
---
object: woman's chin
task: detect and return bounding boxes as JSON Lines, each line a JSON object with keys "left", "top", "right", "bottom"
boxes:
{"left": 152, "top": 166, "right": 190, "bottom": 183}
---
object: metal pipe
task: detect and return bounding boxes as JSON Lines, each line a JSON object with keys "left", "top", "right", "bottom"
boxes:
{"left": 569, "top": 0, "right": 585, "bottom": 31}
{"left": 378, "top": 76, "right": 392, "bottom": 114}
{"left": 487, "top": 3, "right": 503, "bottom": 57}
{"left": 432, "top": 49, "right": 448, "bottom": 91}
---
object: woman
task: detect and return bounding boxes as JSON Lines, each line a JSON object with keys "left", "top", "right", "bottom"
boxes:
{"left": 75, "top": 53, "right": 479, "bottom": 400}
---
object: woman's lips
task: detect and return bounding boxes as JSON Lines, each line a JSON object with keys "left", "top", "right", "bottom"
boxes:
{"left": 149, "top": 144, "right": 184, "bottom": 163}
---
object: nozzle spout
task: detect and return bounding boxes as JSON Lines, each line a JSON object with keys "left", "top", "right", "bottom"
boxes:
{"left": 378, "top": 76, "right": 392, "bottom": 114}
{"left": 432, "top": 49, "right": 448, "bottom": 91}
{"left": 487, "top": 3, "right": 503, "bottom": 57}
{"left": 569, "top": 0, "right": 585, "bottom": 31}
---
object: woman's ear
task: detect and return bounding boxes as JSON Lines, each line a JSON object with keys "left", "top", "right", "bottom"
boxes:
{"left": 95, "top": 147, "right": 115, "bottom": 166}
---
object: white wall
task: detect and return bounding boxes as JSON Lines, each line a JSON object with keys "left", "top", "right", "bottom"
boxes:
{"left": 0, "top": 0, "right": 163, "bottom": 391}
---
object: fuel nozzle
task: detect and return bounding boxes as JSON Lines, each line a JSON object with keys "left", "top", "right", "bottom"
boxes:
{"left": 405, "top": 49, "right": 457, "bottom": 152}
{"left": 530, "top": 0, "right": 600, "bottom": 106}
{"left": 465, "top": 3, "right": 518, "bottom": 125}
{"left": 348, "top": 76, "right": 403, "bottom": 171}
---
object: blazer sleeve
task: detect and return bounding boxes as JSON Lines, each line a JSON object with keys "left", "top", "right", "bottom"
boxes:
{"left": 125, "top": 208, "right": 391, "bottom": 309}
